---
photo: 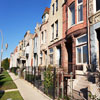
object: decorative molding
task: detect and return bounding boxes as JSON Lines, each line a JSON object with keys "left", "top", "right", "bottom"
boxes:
{"left": 89, "top": 11, "right": 100, "bottom": 25}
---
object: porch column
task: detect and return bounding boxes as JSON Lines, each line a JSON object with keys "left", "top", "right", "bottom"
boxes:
{"left": 71, "top": 35, "right": 76, "bottom": 73}
{"left": 61, "top": 42, "right": 68, "bottom": 73}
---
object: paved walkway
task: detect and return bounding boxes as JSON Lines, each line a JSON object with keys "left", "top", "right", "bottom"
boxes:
{"left": 8, "top": 72, "right": 52, "bottom": 100}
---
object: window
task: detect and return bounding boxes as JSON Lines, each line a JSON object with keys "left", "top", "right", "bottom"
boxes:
{"left": 76, "top": 35, "right": 88, "bottom": 64}
{"left": 55, "top": 20, "right": 58, "bottom": 37}
{"left": 34, "top": 37, "right": 37, "bottom": 48}
{"left": 77, "top": 0, "right": 83, "bottom": 22}
{"left": 52, "top": 4, "right": 55, "bottom": 15}
{"left": 69, "top": 2, "right": 75, "bottom": 27}
{"left": 41, "top": 32, "right": 44, "bottom": 44}
{"left": 96, "top": 0, "right": 100, "bottom": 11}
{"left": 42, "top": 15, "right": 46, "bottom": 23}
{"left": 49, "top": 48, "right": 53, "bottom": 64}
{"left": 44, "top": 30, "right": 46, "bottom": 43}
{"left": 51, "top": 24, "right": 54, "bottom": 40}
{"left": 40, "top": 52, "right": 43, "bottom": 64}
{"left": 56, "top": 0, "right": 58, "bottom": 11}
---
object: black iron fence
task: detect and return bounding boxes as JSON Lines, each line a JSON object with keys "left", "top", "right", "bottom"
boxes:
{"left": 23, "top": 66, "right": 64, "bottom": 99}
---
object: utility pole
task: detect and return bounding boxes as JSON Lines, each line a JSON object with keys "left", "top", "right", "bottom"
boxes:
{"left": 0, "top": 30, "right": 3, "bottom": 73}
{"left": 0, "top": 30, "right": 8, "bottom": 73}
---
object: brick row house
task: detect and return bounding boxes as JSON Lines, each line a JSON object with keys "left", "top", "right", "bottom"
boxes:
{"left": 10, "top": 0, "right": 100, "bottom": 99}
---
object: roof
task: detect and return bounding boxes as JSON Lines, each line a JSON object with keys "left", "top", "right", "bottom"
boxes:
{"left": 42, "top": 7, "right": 50, "bottom": 18}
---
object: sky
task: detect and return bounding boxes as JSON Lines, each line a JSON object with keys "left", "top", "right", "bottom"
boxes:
{"left": 0, "top": 0, "right": 51, "bottom": 60}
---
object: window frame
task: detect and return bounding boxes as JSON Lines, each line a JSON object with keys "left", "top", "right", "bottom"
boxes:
{"left": 76, "top": 34, "right": 88, "bottom": 65}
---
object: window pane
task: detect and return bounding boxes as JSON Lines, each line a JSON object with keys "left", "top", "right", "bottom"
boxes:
{"left": 77, "top": 47, "right": 81, "bottom": 63}
{"left": 52, "top": 4, "right": 54, "bottom": 15}
{"left": 77, "top": 35, "right": 87, "bottom": 45}
{"left": 78, "top": 4, "right": 83, "bottom": 22}
{"left": 56, "top": 0, "right": 58, "bottom": 11}
{"left": 50, "top": 48, "right": 53, "bottom": 53}
{"left": 51, "top": 24, "right": 54, "bottom": 39}
{"left": 78, "top": 0, "right": 82, "bottom": 3}
{"left": 83, "top": 45, "right": 88, "bottom": 63}
{"left": 50, "top": 54, "right": 53, "bottom": 64}
{"left": 56, "top": 20, "right": 58, "bottom": 37}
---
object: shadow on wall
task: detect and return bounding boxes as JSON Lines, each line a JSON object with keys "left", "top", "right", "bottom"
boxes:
{"left": 91, "top": 54, "right": 97, "bottom": 72}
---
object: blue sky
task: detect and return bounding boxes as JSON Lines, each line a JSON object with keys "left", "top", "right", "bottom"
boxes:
{"left": 0, "top": 0, "right": 51, "bottom": 59}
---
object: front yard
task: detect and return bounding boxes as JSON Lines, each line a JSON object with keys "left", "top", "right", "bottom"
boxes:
{"left": 0, "top": 70, "right": 23, "bottom": 100}
{"left": 0, "top": 71, "right": 17, "bottom": 90}
{"left": 0, "top": 91, "right": 23, "bottom": 100}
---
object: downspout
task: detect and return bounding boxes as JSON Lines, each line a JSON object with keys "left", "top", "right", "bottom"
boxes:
{"left": 87, "top": 0, "right": 90, "bottom": 65}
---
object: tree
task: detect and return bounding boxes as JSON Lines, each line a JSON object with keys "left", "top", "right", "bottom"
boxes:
{"left": 1, "top": 58, "right": 9, "bottom": 70}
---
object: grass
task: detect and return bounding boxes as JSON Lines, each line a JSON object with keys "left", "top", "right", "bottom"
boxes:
{"left": 0, "top": 91, "right": 24, "bottom": 100}
{"left": 0, "top": 70, "right": 17, "bottom": 90}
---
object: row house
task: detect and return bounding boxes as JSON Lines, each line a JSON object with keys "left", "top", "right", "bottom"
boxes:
{"left": 33, "top": 23, "right": 41, "bottom": 67}
{"left": 10, "top": 0, "right": 100, "bottom": 98}
{"left": 48, "top": 0, "right": 63, "bottom": 67}
{"left": 62, "top": 0, "right": 88, "bottom": 74}
{"left": 10, "top": 46, "right": 18, "bottom": 68}
{"left": 89, "top": 0, "right": 100, "bottom": 71}
{"left": 40, "top": 8, "right": 49, "bottom": 67}
{"left": 23, "top": 30, "right": 34, "bottom": 67}
{"left": 10, "top": 31, "right": 34, "bottom": 69}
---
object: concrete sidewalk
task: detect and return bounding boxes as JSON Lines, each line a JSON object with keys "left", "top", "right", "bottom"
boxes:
{"left": 9, "top": 72, "right": 52, "bottom": 100}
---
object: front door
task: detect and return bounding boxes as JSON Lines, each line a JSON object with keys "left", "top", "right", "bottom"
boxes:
{"left": 96, "top": 28, "right": 100, "bottom": 69}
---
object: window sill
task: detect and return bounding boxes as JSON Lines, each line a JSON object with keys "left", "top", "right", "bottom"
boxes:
{"left": 50, "top": 37, "right": 58, "bottom": 42}
{"left": 76, "top": 63, "right": 87, "bottom": 65}
{"left": 68, "top": 24, "right": 76, "bottom": 29}
{"left": 68, "top": 21, "right": 84, "bottom": 29}
{"left": 77, "top": 21, "right": 84, "bottom": 25}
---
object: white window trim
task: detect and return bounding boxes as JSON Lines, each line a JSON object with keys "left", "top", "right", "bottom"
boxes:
{"left": 76, "top": 34, "right": 87, "bottom": 46}
{"left": 77, "top": 0, "right": 83, "bottom": 23}
{"left": 76, "top": 34, "right": 88, "bottom": 65}
{"left": 76, "top": 45, "right": 87, "bottom": 65}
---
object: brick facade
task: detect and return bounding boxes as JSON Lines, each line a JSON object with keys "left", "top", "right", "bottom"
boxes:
{"left": 62, "top": 0, "right": 88, "bottom": 73}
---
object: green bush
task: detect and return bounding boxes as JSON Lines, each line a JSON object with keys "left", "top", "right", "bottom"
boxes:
{"left": 43, "top": 67, "right": 53, "bottom": 95}
{"left": 1, "top": 58, "right": 9, "bottom": 70}
{"left": 10, "top": 67, "right": 19, "bottom": 75}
